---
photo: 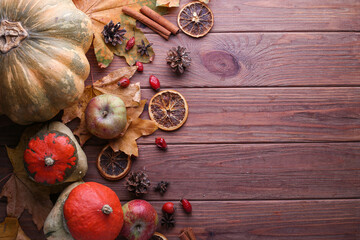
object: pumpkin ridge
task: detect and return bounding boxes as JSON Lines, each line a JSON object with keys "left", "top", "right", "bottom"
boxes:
{"left": 24, "top": 39, "right": 88, "bottom": 97}
{"left": 0, "top": 0, "right": 93, "bottom": 124}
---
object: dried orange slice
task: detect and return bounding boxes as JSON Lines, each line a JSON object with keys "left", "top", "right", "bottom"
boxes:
{"left": 97, "top": 145, "right": 131, "bottom": 181}
{"left": 177, "top": 1, "right": 214, "bottom": 38}
{"left": 150, "top": 232, "right": 168, "bottom": 240}
{"left": 149, "top": 90, "right": 189, "bottom": 131}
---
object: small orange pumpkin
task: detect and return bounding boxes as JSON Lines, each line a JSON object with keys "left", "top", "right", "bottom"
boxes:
{"left": 63, "top": 182, "right": 123, "bottom": 240}
{"left": 23, "top": 122, "right": 87, "bottom": 185}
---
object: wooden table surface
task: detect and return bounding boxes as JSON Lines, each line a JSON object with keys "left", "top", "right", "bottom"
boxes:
{"left": 1, "top": 0, "right": 360, "bottom": 239}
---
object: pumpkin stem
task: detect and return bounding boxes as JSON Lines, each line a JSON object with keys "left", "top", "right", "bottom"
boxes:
{"left": 0, "top": 20, "right": 28, "bottom": 54}
{"left": 101, "top": 204, "right": 113, "bottom": 215}
{"left": 44, "top": 157, "right": 55, "bottom": 166}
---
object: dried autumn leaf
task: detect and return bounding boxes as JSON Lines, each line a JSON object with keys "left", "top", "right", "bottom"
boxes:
{"left": 93, "top": 32, "right": 114, "bottom": 68}
{"left": 0, "top": 125, "right": 67, "bottom": 230}
{"left": 1, "top": 175, "right": 53, "bottom": 230}
{"left": 62, "top": 87, "right": 98, "bottom": 124}
{"left": 0, "top": 217, "right": 30, "bottom": 240}
{"left": 109, "top": 101, "right": 158, "bottom": 157}
{"left": 93, "top": 67, "right": 140, "bottom": 107}
{"left": 73, "top": 0, "right": 165, "bottom": 66}
{"left": 156, "top": 0, "right": 180, "bottom": 7}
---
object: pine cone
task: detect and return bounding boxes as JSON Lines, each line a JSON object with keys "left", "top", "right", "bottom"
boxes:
{"left": 125, "top": 171, "right": 150, "bottom": 196}
{"left": 166, "top": 46, "right": 191, "bottom": 74}
{"left": 102, "top": 20, "right": 127, "bottom": 46}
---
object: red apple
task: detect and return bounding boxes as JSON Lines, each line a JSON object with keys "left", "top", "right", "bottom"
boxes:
{"left": 85, "top": 94, "right": 127, "bottom": 139}
{"left": 121, "top": 199, "right": 158, "bottom": 240}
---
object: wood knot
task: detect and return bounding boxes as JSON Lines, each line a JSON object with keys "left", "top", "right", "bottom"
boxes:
{"left": 201, "top": 51, "right": 240, "bottom": 77}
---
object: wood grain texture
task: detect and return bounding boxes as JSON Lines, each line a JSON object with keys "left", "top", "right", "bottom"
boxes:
{"left": 139, "top": 87, "right": 360, "bottom": 143}
{"left": 147, "top": 0, "right": 360, "bottom": 32}
{"left": 83, "top": 143, "right": 360, "bottom": 200}
{"left": 1, "top": 199, "right": 359, "bottom": 240}
{"left": 86, "top": 32, "right": 360, "bottom": 87}
{"left": 1, "top": 87, "right": 360, "bottom": 145}
{"left": 1, "top": 1, "right": 360, "bottom": 239}
{"left": 1, "top": 143, "right": 359, "bottom": 201}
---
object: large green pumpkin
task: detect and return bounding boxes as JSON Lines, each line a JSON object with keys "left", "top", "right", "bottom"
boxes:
{"left": 0, "top": 0, "right": 93, "bottom": 125}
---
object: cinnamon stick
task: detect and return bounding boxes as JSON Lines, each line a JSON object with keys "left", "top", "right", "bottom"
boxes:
{"left": 147, "top": 25, "right": 170, "bottom": 40}
{"left": 122, "top": 6, "right": 171, "bottom": 39}
{"left": 179, "top": 227, "right": 196, "bottom": 240}
{"left": 140, "top": 6, "right": 179, "bottom": 35}
{"left": 179, "top": 232, "right": 191, "bottom": 240}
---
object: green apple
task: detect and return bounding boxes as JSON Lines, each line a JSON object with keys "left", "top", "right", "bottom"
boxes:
{"left": 85, "top": 94, "right": 127, "bottom": 139}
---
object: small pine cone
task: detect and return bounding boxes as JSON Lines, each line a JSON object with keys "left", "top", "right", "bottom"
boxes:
{"left": 102, "top": 20, "right": 127, "bottom": 46}
{"left": 125, "top": 171, "right": 151, "bottom": 196}
{"left": 154, "top": 181, "right": 169, "bottom": 194}
{"left": 166, "top": 46, "right": 191, "bottom": 74}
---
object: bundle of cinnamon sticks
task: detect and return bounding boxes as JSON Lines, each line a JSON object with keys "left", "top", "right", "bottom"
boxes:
{"left": 122, "top": 6, "right": 179, "bottom": 40}
{"left": 179, "top": 227, "right": 197, "bottom": 240}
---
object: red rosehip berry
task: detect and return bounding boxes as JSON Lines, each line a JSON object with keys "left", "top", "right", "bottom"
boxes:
{"left": 155, "top": 137, "right": 167, "bottom": 150}
{"left": 125, "top": 37, "right": 135, "bottom": 51}
{"left": 162, "top": 202, "right": 175, "bottom": 214}
{"left": 149, "top": 75, "right": 160, "bottom": 91}
{"left": 180, "top": 198, "right": 192, "bottom": 213}
{"left": 136, "top": 61, "right": 144, "bottom": 72}
{"left": 117, "top": 77, "right": 130, "bottom": 88}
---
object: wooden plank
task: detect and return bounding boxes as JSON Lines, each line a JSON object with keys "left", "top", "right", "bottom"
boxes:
{"left": 86, "top": 32, "right": 360, "bottom": 87}
{"left": 1, "top": 200, "right": 359, "bottom": 239}
{"left": 1, "top": 143, "right": 359, "bottom": 201}
{"left": 144, "top": 0, "right": 360, "bottom": 32}
{"left": 139, "top": 87, "right": 360, "bottom": 143}
{"left": 81, "top": 143, "right": 360, "bottom": 200}
{"left": 1, "top": 87, "right": 360, "bottom": 145}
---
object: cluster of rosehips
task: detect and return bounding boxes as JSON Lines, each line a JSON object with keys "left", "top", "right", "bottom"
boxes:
{"left": 122, "top": 37, "right": 161, "bottom": 91}
{"left": 122, "top": 38, "right": 167, "bottom": 152}
{"left": 162, "top": 199, "right": 192, "bottom": 215}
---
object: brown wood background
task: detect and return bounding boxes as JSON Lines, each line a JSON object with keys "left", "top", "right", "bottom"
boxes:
{"left": 1, "top": 0, "right": 360, "bottom": 239}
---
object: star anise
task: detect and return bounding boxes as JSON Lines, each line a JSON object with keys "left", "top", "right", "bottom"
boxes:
{"left": 161, "top": 213, "right": 175, "bottom": 229}
{"left": 154, "top": 181, "right": 169, "bottom": 194}
{"left": 137, "top": 40, "right": 153, "bottom": 56}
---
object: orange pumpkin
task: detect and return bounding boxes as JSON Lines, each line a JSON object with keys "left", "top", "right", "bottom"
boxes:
{"left": 23, "top": 122, "right": 87, "bottom": 185}
{"left": 63, "top": 182, "right": 123, "bottom": 240}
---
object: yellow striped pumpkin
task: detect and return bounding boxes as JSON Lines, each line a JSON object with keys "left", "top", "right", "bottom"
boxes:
{"left": 0, "top": 0, "right": 93, "bottom": 125}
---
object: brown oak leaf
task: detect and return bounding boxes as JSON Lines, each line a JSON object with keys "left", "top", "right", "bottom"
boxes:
{"left": 0, "top": 175, "right": 53, "bottom": 230}
{"left": 109, "top": 101, "right": 158, "bottom": 156}
{"left": 0, "top": 125, "right": 68, "bottom": 230}
{"left": 73, "top": 0, "right": 165, "bottom": 67}
{"left": 0, "top": 217, "right": 31, "bottom": 240}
